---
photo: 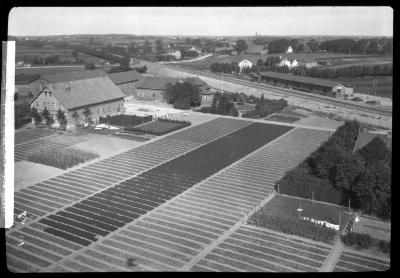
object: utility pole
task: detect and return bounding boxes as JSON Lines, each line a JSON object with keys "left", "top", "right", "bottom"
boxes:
{"left": 339, "top": 211, "right": 342, "bottom": 231}
{"left": 348, "top": 197, "right": 351, "bottom": 210}
{"left": 312, "top": 191, "right": 314, "bottom": 203}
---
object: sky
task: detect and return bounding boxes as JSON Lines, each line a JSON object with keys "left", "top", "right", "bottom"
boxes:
{"left": 8, "top": 7, "right": 393, "bottom": 37}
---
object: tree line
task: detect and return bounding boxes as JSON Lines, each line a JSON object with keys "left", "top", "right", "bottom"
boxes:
{"left": 265, "top": 37, "right": 392, "bottom": 55}
{"left": 277, "top": 120, "right": 391, "bottom": 220}
{"left": 251, "top": 57, "right": 393, "bottom": 78}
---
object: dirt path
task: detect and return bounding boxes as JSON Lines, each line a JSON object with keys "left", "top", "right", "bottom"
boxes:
{"left": 320, "top": 238, "right": 345, "bottom": 272}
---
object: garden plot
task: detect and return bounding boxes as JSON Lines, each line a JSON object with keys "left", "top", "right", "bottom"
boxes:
{"left": 15, "top": 128, "right": 56, "bottom": 145}
{"left": 190, "top": 225, "right": 332, "bottom": 272}
{"left": 14, "top": 133, "right": 88, "bottom": 162}
{"left": 52, "top": 126, "right": 332, "bottom": 272}
{"left": 38, "top": 122, "right": 292, "bottom": 247}
{"left": 333, "top": 251, "right": 390, "bottom": 272}
{"left": 7, "top": 117, "right": 253, "bottom": 272}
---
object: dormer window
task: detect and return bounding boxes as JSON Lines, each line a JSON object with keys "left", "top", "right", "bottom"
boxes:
{"left": 49, "top": 92, "right": 52, "bottom": 97}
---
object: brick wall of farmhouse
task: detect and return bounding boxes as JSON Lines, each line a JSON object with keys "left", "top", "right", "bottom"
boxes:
{"left": 67, "top": 99, "right": 125, "bottom": 125}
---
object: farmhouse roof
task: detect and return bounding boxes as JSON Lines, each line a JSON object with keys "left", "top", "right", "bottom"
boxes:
{"left": 108, "top": 70, "right": 143, "bottom": 84}
{"left": 31, "top": 75, "right": 126, "bottom": 110}
{"left": 135, "top": 76, "right": 180, "bottom": 90}
{"left": 259, "top": 71, "right": 347, "bottom": 89}
{"left": 353, "top": 131, "right": 392, "bottom": 152}
{"left": 40, "top": 70, "right": 107, "bottom": 83}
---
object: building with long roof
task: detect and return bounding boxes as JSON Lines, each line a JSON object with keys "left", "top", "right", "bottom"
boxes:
{"left": 250, "top": 71, "right": 353, "bottom": 98}
{"left": 29, "top": 70, "right": 126, "bottom": 128}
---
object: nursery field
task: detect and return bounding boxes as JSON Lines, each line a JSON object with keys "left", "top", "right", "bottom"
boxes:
{"left": 190, "top": 225, "right": 333, "bottom": 272}
{"left": 7, "top": 119, "right": 339, "bottom": 272}
{"left": 15, "top": 132, "right": 88, "bottom": 162}
{"left": 38, "top": 122, "right": 292, "bottom": 246}
{"left": 333, "top": 251, "right": 390, "bottom": 272}
{"left": 45, "top": 127, "right": 332, "bottom": 272}
{"left": 15, "top": 128, "right": 56, "bottom": 145}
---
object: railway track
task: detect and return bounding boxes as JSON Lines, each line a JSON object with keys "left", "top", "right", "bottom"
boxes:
{"left": 166, "top": 65, "right": 392, "bottom": 118}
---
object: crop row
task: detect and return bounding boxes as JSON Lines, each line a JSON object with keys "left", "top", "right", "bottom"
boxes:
{"left": 15, "top": 128, "right": 55, "bottom": 145}
{"left": 53, "top": 127, "right": 333, "bottom": 272}
{"left": 8, "top": 117, "right": 252, "bottom": 272}
{"left": 40, "top": 122, "right": 292, "bottom": 245}
{"left": 15, "top": 132, "right": 88, "bottom": 162}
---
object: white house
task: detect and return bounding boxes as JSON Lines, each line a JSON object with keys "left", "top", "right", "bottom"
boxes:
{"left": 278, "top": 56, "right": 298, "bottom": 69}
{"left": 168, "top": 50, "right": 181, "bottom": 60}
{"left": 286, "top": 46, "right": 293, "bottom": 53}
{"left": 238, "top": 59, "right": 253, "bottom": 73}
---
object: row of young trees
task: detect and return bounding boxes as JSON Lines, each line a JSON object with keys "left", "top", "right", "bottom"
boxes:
{"left": 210, "top": 62, "right": 252, "bottom": 75}
{"left": 30, "top": 107, "right": 68, "bottom": 130}
{"left": 277, "top": 120, "right": 391, "bottom": 220}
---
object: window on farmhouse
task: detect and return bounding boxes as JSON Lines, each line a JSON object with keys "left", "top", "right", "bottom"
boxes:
{"left": 103, "top": 106, "right": 106, "bottom": 113}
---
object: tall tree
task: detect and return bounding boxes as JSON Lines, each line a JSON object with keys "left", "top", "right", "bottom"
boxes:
{"left": 235, "top": 40, "right": 248, "bottom": 53}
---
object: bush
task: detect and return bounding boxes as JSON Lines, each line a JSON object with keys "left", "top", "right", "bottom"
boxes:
{"left": 250, "top": 213, "right": 337, "bottom": 244}
{"left": 124, "top": 119, "right": 191, "bottom": 136}
{"left": 340, "top": 232, "right": 391, "bottom": 254}
{"left": 377, "top": 240, "right": 391, "bottom": 254}
{"left": 27, "top": 147, "right": 99, "bottom": 169}
{"left": 173, "top": 98, "right": 191, "bottom": 110}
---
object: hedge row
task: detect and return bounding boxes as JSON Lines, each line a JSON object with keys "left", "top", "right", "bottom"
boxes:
{"left": 99, "top": 115, "right": 152, "bottom": 128}
{"left": 124, "top": 120, "right": 191, "bottom": 136}
{"left": 341, "top": 233, "right": 390, "bottom": 254}
{"left": 249, "top": 213, "right": 337, "bottom": 244}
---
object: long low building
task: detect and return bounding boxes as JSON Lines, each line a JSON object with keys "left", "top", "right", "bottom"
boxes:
{"left": 250, "top": 71, "right": 353, "bottom": 98}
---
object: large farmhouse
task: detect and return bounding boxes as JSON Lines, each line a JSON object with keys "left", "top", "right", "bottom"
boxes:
{"left": 29, "top": 70, "right": 126, "bottom": 128}
{"left": 250, "top": 71, "right": 353, "bottom": 98}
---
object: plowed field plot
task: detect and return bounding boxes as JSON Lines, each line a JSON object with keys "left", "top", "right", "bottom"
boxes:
{"left": 7, "top": 117, "right": 251, "bottom": 272}
{"left": 39, "top": 122, "right": 292, "bottom": 246}
{"left": 333, "top": 251, "right": 390, "bottom": 272}
{"left": 53, "top": 128, "right": 332, "bottom": 272}
{"left": 15, "top": 128, "right": 55, "bottom": 145}
{"left": 191, "top": 225, "right": 332, "bottom": 272}
{"left": 11, "top": 118, "right": 245, "bottom": 221}
{"left": 15, "top": 133, "right": 88, "bottom": 162}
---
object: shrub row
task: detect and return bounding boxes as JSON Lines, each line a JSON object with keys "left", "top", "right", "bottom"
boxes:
{"left": 341, "top": 232, "right": 390, "bottom": 254}
{"left": 157, "top": 118, "right": 191, "bottom": 125}
{"left": 99, "top": 115, "right": 152, "bottom": 128}
{"left": 249, "top": 213, "right": 337, "bottom": 244}
{"left": 27, "top": 147, "right": 99, "bottom": 170}
{"left": 124, "top": 120, "right": 191, "bottom": 136}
